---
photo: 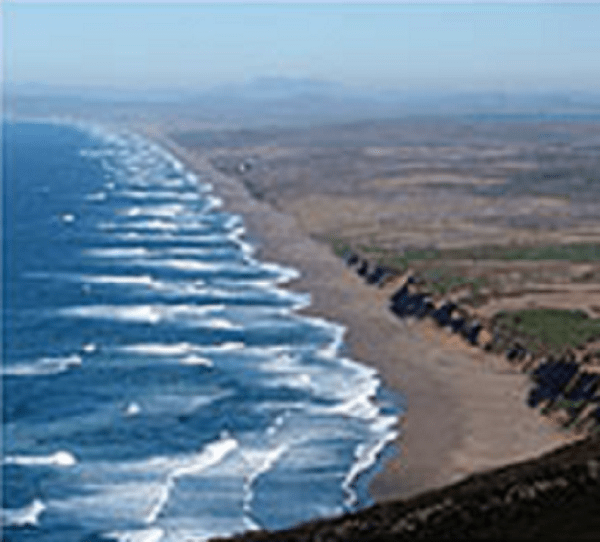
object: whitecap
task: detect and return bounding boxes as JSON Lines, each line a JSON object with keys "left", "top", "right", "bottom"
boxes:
{"left": 61, "top": 305, "right": 164, "bottom": 324}
{"left": 82, "top": 343, "right": 98, "bottom": 354}
{"left": 204, "top": 195, "right": 223, "bottom": 212}
{"left": 113, "top": 232, "right": 230, "bottom": 244}
{"left": 130, "top": 258, "right": 221, "bottom": 272}
{"left": 158, "top": 247, "right": 212, "bottom": 256}
{"left": 118, "top": 342, "right": 202, "bottom": 356}
{"left": 118, "top": 190, "right": 200, "bottom": 201}
{"left": 120, "top": 204, "right": 186, "bottom": 218}
{"left": 99, "top": 220, "right": 179, "bottom": 231}
{"left": 1, "top": 499, "right": 46, "bottom": 527}
{"left": 320, "top": 394, "right": 381, "bottom": 420}
{"left": 241, "top": 444, "right": 290, "bottom": 516}
{"left": 82, "top": 274, "right": 156, "bottom": 286}
{"left": 256, "top": 261, "right": 301, "bottom": 284}
{"left": 4, "top": 450, "right": 78, "bottom": 467}
{"left": 86, "top": 191, "right": 108, "bottom": 202}
{"left": 206, "top": 341, "right": 245, "bottom": 352}
{"left": 144, "top": 436, "right": 239, "bottom": 524}
{"left": 160, "top": 178, "right": 186, "bottom": 189}
{"left": 223, "top": 215, "right": 242, "bottom": 230}
{"left": 267, "top": 373, "right": 314, "bottom": 391}
{"left": 124, "top": 402, "right": 142, "bottom": 417}
{"left": 342, "top": 418, "right": 398, "bottom": 507}
{"left": 61, "top": 213, "right": 76, "bottom": 223}
{"left": 226, "top": 225, "right": 246, "bottom": 243}
{"left": 206, "top": 318, "right": 239, "bottom": 330}
{"left": 180, "top": 355, "right": 213, "bottom": 367}
{"left": 299, "top": 316, "right": 346, "bottom": 360}
{"left": 2, "top": 354, "right": 82, "bottom": 376}
{"left": 59, "top": 304, "right": 225, "bottom": 325}
{"left": 106, "top": 527, "right": 165, "bottom": 542}
{"left": 86, "top": 247, "right": 151, "bottom": 258}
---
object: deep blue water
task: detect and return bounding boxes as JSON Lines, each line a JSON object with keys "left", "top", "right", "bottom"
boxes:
{"left": 2, "top": 121, "right": 399, "bottom": 542}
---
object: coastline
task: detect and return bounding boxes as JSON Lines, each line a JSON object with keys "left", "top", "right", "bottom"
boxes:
{"left": 156, "top": 132, "right": 581, "bottom": 504}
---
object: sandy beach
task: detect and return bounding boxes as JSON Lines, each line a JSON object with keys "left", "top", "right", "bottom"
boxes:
{"left": 147, "top": 132, "right": 587, "bottom": 505}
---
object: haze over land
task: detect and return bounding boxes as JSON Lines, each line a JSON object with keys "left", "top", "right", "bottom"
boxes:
{"left": 4, "top": 3, "right": 600, "bottom": 125}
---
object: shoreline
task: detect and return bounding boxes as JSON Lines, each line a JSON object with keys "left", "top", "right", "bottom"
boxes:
{"left": 156, "top": 131, "right": 582, "bottom": 504}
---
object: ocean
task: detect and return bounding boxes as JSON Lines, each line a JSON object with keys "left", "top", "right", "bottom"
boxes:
{"left": 2, "top": 121, "right": 399, "bottom": 542}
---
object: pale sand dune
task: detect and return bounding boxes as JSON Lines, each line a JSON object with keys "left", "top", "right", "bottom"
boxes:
{"left": 160, "top": 136, "right": 581, "bottom": 503}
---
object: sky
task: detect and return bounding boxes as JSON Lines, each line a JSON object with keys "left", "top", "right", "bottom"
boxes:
{"left": 3, "top": 2, "right": 600, "bottom": 92}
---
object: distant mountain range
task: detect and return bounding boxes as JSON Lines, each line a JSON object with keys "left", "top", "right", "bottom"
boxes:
{"left": 5, "top": 77, "right": 600, "bottom": 126}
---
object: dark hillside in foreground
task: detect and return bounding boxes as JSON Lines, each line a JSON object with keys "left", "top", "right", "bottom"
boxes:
{"left": 211, "top": 435, "right": 600, "bottom": 541}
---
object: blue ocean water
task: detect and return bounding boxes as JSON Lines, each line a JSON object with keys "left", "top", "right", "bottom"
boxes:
{"left": 2, "top": 121, "right": 399, "bottom": 542}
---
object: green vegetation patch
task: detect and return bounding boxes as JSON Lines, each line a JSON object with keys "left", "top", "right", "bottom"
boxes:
{"left": 445, "top": 243, "right": 600, "bottom": 262}
{"left": 419, "top": 267, "right": 487, "bottom": 296}
{"left": 335, "top": 241, "right": 600, "bottom": 266}
{"left": 352, "top": 245, "right": 441, "bottom": 272}
{"left": 329, "top": 238, "right": 352, "bottom": 258}
{"left": 494, "top": 308, "right": 600, "bottom": 351}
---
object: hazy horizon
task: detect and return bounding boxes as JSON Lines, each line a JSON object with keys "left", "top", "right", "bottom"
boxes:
{"left": 4, "top": 3, "right": 600, "bottom": 94}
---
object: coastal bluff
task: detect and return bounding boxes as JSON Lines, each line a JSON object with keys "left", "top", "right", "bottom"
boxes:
{"left": 211, "top": 435, "right": 599, "bottom": 541}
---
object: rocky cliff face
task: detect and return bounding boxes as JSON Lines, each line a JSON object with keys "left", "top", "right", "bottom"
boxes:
{"left": 211, "top": 435, "right": 600, "bottom": 541}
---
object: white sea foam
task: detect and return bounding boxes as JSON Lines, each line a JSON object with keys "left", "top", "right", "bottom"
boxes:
{"left": 210, "top": 341, "right": 246, "bottom": 352}
{"left": 59, "top": 304, "right": 225, "bottom": 325}
{"left": 223, "top": 214, "right": 242, "bottom": 230}
{"left": 120, "top": 204, "right": 186, "bottom": 218}
{"left": 9, "top": 122, "right": 400, "bottom": 538}
{"left": 157, "top": 247, "right": 215, "bottom": 257}
{"left": 144, "top": 436, "right": 239, "bottom": 524}
{"left": 82, "top": 343, "right": 98, "bottom": 353}
{"left": 86, "top": 191, "right": 108, "bottom": 202}
{"left": 267, "top": 372, "right": 314, "bottom": 391}
{"left": 124, "top": 402, "right": 142, "bottom": 417}
{"left": 116, "top": 341, "right": 250, "bottom": 360}
{"left": 140, "top": 393, "right": 232, "bottom": 419}
{"left": 204, "top": 195, "right": 223, "bottom": 212}
{"left": 101, "top": 435, "right": 290, "bottom": 539}
{"left": 180, "top": 355, "right": 213, "bottom": 367}
{"left": 206, "top": 318, "right": 240, "bottom": 330}
{"left": 112, "top": 343, "right": 213, "bottom": 367}
{"left": 130, "top": 258, "right": 220, "bottom": 272}
{"left": 256, "top": 261, "right": 301, "bottom": 284}
{"left": 107, "top": 527, "right": 165, "bottom": 542}
{"left": 61, "top": 213, "right": 76, "bottom": 223}
{"left": 99, "top": 219, "right": 179, "bottom": 231}
{"left": 80, "top": 148, "right": 117, "bottom": 158}
{"left": 4, "top": 450, "right": 78, "bottom": 467}
{"left": 61, "top": 305, "right": 163, "bottom": 324}
{"left": 1, "top": 499, "right": 47, "bottom": 527}
{"left": 241, "top": 444, "right": 290, "bottom": 516}
{"left": 119, "top": 342, "right": 203, "bottom": 356}
{"left": 113, "top": 232, "right": 233, "bottom": 244}
{"left": 342, "top": 418, "right": 399, "bottom": 507}
{"left": 87, "top": 247, "right": 151, "bottom": 258}
{"left": 2, "top": 354, "right": 82, "bottom": 376}
{"left": 119, "top": 190, "right": 200, "bottom": 201}
{"left": 300, "top": 318, "right": 346, "bottom": 360}
{"left": 82, "top": 274, "right": 157, "bottom": 286}
{"left": 324, "top": 393, "right": 381, "bottom": 420}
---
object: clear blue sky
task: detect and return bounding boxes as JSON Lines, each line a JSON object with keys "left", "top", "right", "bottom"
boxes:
{"left": 3, "top": 2, "right": 600, "bottom": 92}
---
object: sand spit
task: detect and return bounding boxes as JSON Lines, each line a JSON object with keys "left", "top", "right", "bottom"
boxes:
{"left": 157, "top": 134, "right": 579, "bottom": 507}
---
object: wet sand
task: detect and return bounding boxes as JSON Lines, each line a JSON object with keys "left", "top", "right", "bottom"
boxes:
{"left": 159, "top": 134, "right": 581, "bottom": 503}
